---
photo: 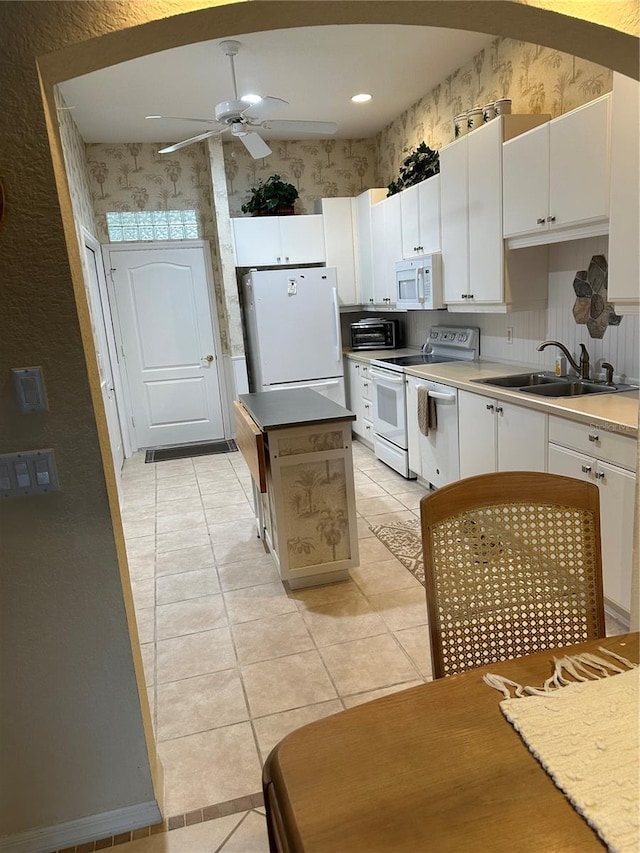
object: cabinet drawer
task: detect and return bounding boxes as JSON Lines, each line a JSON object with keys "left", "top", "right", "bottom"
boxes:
{"left": 362, "top": 419, "right": 374, "bottom": 444}
{"left": 361, "top": 364, "right": 371, "bottom": 380}
{"left": 548, "top": 416, "right": 636, "bottom": 471}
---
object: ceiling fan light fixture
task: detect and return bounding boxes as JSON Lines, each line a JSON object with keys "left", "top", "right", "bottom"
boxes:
{"left": 351, "top": 93, "right": 372, "bottom": 103}
{"left": 241, "top": 94, "right": 262, "bottom": 105}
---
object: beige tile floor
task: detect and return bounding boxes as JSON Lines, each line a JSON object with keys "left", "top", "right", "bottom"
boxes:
{"left": 117, "top": 438, "right": 627, "bottom": 853}
{"left": 117, "top": 439, "right": 430, "bottom": 851}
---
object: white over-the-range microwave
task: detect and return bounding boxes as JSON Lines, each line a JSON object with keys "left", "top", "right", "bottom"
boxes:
{"left": 395, "top": 253, "right": 444, "bottom": 310}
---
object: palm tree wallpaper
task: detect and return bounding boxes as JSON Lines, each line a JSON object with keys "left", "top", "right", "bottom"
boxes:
{"left": 281, "top": 449, "right": 351, "bottom": 570}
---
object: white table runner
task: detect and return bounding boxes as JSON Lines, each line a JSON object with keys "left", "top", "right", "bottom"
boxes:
{"left": 486, "top": 652, "right": 639, "bottom": 853}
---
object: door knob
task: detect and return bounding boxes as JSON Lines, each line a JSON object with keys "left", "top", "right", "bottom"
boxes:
{"left": 203, "top": 355, "right": 215, "bottom": 363}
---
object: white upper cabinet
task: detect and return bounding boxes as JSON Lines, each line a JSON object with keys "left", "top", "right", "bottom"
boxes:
{"left": 371, "top": 193, "right": 402, "bottom": 306}
{"left": 608, "top": 73, "right": 640, "bottom": 314}
{"left": 441, "top": 114, "right": 549, "bottom": 312}
{"left": 400, "top": 175, "right": 441, "bottom": 258}
{"left": 503, "top": 95, "right": 611, "bottom": 247}
{"left": 354, "top": 188, "right": 387, "bottom": 308}
{"left": 316, "top": 197, "right": 358, "bottom": 306}
{"left": 232, "top": 214, "right": 326, "bottom": 267}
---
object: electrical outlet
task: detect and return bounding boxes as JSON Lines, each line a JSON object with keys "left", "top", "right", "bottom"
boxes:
{"left": 506, "top": 327, "right": 513, "bottom": 344}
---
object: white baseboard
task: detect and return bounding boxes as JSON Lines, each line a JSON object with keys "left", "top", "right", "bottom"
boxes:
{"left": 0, "top": 801, "right": 162, "bottom": 853}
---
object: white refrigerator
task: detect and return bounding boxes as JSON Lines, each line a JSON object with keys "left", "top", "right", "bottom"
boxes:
{"left": 241, "top": 267, "right": 345, "bottom": 405}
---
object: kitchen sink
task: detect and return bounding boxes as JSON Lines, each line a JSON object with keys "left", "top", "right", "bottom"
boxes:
{"left": 473, "top": 372, "right": 559, "bottom": 388}
{"left": 521, "top": 381, "right": 617, "bottom": 397}
{"left": 471, "top": 374, "right": 638, "bottom": 396}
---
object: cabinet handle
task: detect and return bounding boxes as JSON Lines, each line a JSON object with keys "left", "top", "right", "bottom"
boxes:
{"left": 495, "top": 406, "right": 503, "bottom": 414}
{"left": 546, "top": 215, "right": 556, "bottom": 223}
{"left": 595, "top": 471, "right": 606, "bottom": 480}
{"left": 588, "top": 433, "right": 599, "bottom": 442}
{"left": 581, "top": 465, "right": 592, "bottom": 474}
{"left": 276, "top": 256, "right": 281, "bottom": 263}
{"left": 486, "top": 404, "right": 494, "bottom": 412}
{"left": 461, "top": 294, "right": 468, "bottom": 299}
{"left": 285, "top": 256, "right": 290, "bottom": 263}
{"left": 469, "top": 294, "right": 474, "bottom": 299}
{"left": 355, "top": 364, "right": 360, "bottom": 371}
{"left": 536, "top": 217, "right": 545, "bottom": 224}
{"left": 369, "top": 298, "right": 374, "bottom": 303}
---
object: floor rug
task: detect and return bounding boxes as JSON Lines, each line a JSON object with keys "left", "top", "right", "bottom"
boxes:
{"left": 369, "top": 518, "right": 425, "bottom": 587}
{"left": 145, "top": 439, "right": 238, "bottom": 463}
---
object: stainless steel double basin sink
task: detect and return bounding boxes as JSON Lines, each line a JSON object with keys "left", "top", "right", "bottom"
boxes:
{"left": 471, "top": 372, "right": 638, "bottom": 397}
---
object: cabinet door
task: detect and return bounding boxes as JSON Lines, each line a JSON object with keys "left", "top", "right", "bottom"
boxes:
{"left": 345, "top": 360, "right": 363, "bottom": 436}
{"left": 497, "top": 402, "right": 547, "bottom": 472}
{"left": 549, "top": 95, "right": 610, "bottom": 228}
{"left": 320, "top": 198, "right": 358, "bottom": 305}
{"left": 458, "top": 391, "right": 496, "bottom": 477}
{"left": 383, "top": 194, "right": 403, "bottom": 304}
{"left": 440, "top": 137, "right": 469, "bottom": 303}
{"left": 596, "top": 460, "right": 635, "bottom": 615}
{"left": 279, "top": 214, "right": 326, "bottom": 264}
{"left": 400, "top": 184, "right": 420, "bottom": 258}
{"left": 467, "top": 119, "right": 503, "bottom": 303}
{"left": 502, "top": 123, "right": 549, "bottom": 238}
{"left": 608, "top": 73, "right": 640, "bottom": 309}
{"left": 417, "top": 175, "right": 441, "bottom": 254}
{"left": 232, "top": 217, "right": 281, "bottom": 266}
{"left": 355, "top": 189, "right": 386, "bottom": 308}
{"left": 371, "top": 201, "right": 387, "bottom": 305}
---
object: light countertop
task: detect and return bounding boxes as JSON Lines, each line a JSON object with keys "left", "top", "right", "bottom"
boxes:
{"left": 343, "top": 350, "right": 639, "bottom": 436}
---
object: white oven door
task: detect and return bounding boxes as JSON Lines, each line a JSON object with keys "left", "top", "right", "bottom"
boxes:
{"left": 370, "top": 368, "right": 407, "bottom": 449}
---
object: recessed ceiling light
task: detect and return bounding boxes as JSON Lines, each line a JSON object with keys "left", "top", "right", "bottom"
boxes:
{"left": 241, "top": 94, "right": 262, "bottom": 105}
{"left": 351, "top": 93, "right": 372, "bottom": 103}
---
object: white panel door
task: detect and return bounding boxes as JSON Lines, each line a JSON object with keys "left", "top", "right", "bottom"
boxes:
{"left": 467, "top": 119, "right": 503, "bottom": 303}
{"left": 83, "top": 236, "right": 125, "bottom": 476}
{"left": 232, "top": 217, "right": 281, "bottom": 266}
{"left": 279, "top": 214, "right": 326, "bottom": 264}
{"left": 418, "top": 175, "right": 441, "bottom": 254}
{"left": 458, "top": 391, "right": 496, "bottom": 477}
{"left": 497, "top": 402, "right": 547, "bottom": 472}
{"left": 109, "top": 246, "right": 224, "bottom": 449}
{"left": 502, "top": 123, "right": 550, "bottom": 237}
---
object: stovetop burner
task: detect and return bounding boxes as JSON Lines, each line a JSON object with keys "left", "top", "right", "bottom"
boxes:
{"left": 370, "top": 326, "right": 480, "bottom": 373}
{"left": 374, "top": 354, "right": 458, "bottom": 368}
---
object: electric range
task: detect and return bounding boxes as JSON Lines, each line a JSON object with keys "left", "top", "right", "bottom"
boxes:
{"left": 369, "top": 326, "right": 480, "bottom": 478}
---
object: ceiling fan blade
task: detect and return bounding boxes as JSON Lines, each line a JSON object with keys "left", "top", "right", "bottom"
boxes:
{"left": 241, "top": 96, "right": 289, "bottom": 121}
{"left": 158, "top": 129, "right": 225, "bottom": 154}
{"left": 239, "top": 131, "right": 272, "bottom": 159}
{"left": 260, "top": 120, "right": 338, "bottom": 135}
{"left": 146, "top": 115, "right": 221, "bottom": 124}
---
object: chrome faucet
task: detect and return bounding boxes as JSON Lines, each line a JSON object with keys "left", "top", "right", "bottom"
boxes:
{"left": 537, "top": 340, "right": 591, "bottom": 380}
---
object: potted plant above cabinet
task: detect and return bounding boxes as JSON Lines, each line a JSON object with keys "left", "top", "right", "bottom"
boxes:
{"left": 232, "top": 175, "right": 326, "bottom": 267}
{"left": 241, "top": 174, "right": 299, "bottom": 216}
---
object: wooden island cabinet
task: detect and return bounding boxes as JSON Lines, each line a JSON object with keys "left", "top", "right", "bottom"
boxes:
{"left": 234, "top": 389, "right": 360, "bottom": 589}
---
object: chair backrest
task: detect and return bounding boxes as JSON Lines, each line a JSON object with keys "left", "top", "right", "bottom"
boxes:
{"left": 420, "top": 471, "right": 606, "bottom": 678}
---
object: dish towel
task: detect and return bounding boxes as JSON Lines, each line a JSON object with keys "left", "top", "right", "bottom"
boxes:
{"left": 484, "top": 648, "right": 639, "bottom": 853}
{"left": 417, "top": 386, "right": 437, "bottom": 436}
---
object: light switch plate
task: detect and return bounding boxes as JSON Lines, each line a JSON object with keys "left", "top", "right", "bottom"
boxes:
{"left": 12, "top": 367, "right": 48, "bottom": 413}
{"left": 0, "top": 450, "right": 59, "bottom": 497}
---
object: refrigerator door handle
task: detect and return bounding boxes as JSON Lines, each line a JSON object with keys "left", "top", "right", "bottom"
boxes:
{"left": 332, "top": 287, "right": 341, "bottom": 363}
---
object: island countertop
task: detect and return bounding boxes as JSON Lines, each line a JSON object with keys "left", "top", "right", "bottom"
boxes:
{"left": 238, "top": 389, "right": 355, "bottom": 431}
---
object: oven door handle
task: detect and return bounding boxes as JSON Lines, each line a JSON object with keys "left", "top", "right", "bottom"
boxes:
{"left": 370, "top": 369, "right": 405, "bottom": 384}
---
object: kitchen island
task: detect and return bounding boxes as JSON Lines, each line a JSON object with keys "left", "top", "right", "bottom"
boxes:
{"left": 234, "top": 389, "right": 360, "bottom": 589}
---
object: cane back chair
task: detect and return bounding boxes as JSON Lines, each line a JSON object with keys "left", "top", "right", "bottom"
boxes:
{"left": 419, "top": 471, "right": 606, "bottom": 679}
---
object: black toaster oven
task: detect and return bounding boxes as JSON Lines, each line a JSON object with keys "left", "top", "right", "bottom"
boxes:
{"left": 350, "top": 318, "right": 399, "bottom": 350}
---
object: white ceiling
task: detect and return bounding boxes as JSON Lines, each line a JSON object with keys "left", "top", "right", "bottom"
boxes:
{"left": 58, "top": 25, "right": 495, "bottom": 144}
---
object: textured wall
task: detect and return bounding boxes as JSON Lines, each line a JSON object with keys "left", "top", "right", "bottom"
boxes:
{"left": 223, "top": 137, "right": 380, "bottom": 215}
{"left": 377, "top": 36, "right": 612, "bottom": 187}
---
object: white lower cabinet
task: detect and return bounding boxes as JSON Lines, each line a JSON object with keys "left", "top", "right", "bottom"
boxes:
{"left": 458, "top": 391, "right": 547, "bottom": 478}
{"left": 547, "top": 416, "right": 636, "bottom": 619}
{"left": 345, "top": 357, "right": 374, "bottom": 446}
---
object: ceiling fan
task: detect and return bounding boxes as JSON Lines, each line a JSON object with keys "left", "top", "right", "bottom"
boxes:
{"left": 146, "top": 40, "right": 338, "bottom": 159}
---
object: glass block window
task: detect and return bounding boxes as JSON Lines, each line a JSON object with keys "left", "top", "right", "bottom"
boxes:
{"left": 106, "top": 210, "right": 199, "bottom": 242}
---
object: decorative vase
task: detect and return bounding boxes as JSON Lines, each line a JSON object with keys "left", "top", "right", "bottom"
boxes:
{"left": 494, "top": 99, "right": 512, "bottom": 116}
{"left": 466, "top": 107, "right": 483, "bottom": 131}
{"left": 454, "top": 113, "right": 468, "bottom": 138}
{"left": 483, "top": 103, "right": 496, "bottom": 122}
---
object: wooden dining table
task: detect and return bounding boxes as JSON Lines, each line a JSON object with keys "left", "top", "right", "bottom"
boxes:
{"left": 262, "top": 632, "right": 638, "bottom": 853}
